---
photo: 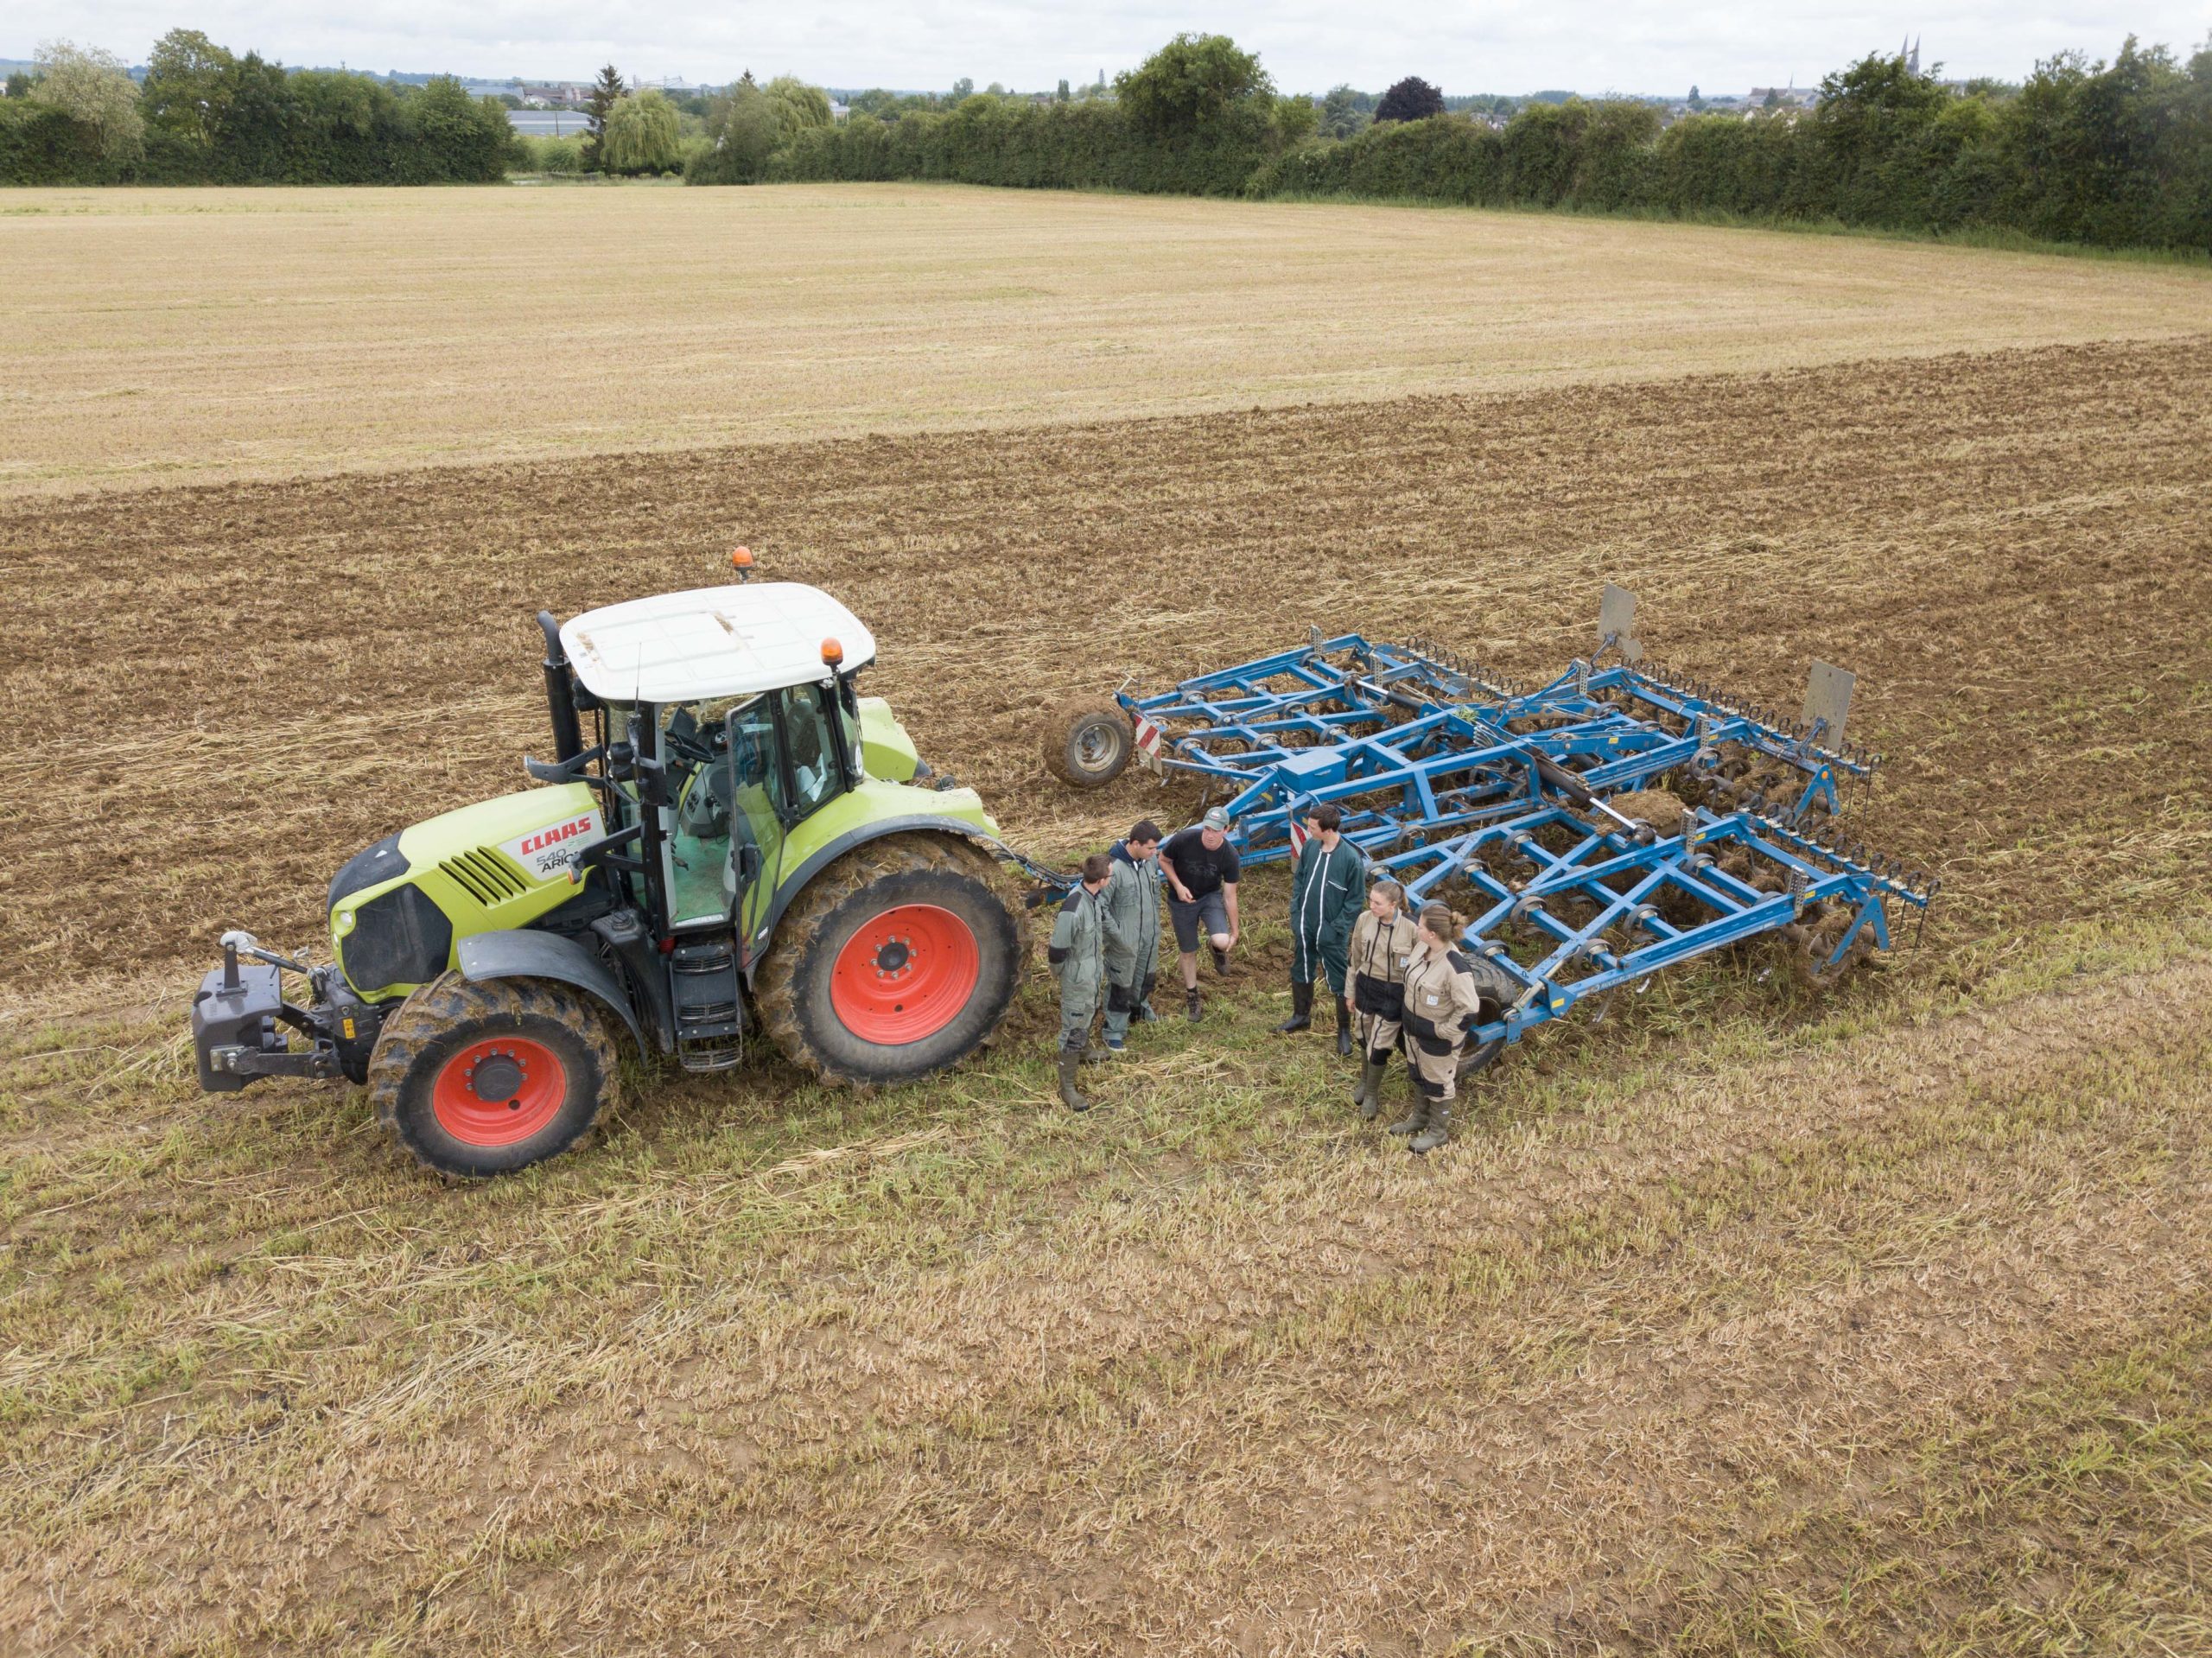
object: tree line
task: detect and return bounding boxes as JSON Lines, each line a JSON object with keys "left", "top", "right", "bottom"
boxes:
{"left": 728, "top": 34, "right": 2212, "bottom": 252}
{"left": 1255, "top": 46, "right": 2212, "bottom": 251}
{"left": 6, "top": 27, "right": 2207, "bottom": 253}
{"left": 1, "top": 33, "right": 518, "bottom": 183}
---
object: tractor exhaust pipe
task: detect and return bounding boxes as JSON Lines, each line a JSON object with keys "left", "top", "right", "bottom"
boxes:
{"left": 537, "top": 609, "right": 583, "bottom": 763}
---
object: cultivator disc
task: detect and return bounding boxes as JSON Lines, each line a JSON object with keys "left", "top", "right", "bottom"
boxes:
{"left": 1075, "top": 590, "right": 1934, "bottom": 1055}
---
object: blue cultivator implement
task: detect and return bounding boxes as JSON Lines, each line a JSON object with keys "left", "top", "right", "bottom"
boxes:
{"left": 1049, "top": 588, "right": 1936, "bottom": 1065}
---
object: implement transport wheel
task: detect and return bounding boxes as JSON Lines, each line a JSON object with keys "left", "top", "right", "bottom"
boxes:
{"left": 1043, "top": 697, "right": 1134, "bottom": 789}
{"left": 756, "top": 834, "right": 1023, "bottom": 1085}
{"left": 369, "top": 973, "right": 619, "bottom": 1178}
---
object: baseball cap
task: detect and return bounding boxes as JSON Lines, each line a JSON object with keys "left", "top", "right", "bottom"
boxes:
{"left": 1201, "top": 807, "right": 1232, "bottom": 833}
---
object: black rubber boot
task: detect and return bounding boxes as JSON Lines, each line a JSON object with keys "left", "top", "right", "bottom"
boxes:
{"left": 1058, "top": 1048, "right": 1090, "bottom": 1113}
{"left": 1352, "top": 1056, "right": 1386, "bottom": 1120}
{"left": 1185, "top": 988, "right": 1203, "bottom": 1023}
{"left": 1275, "top": 978, "right": 1313, "bottom": 1033}
{"left": 1333, "top": 995, "right": 1354, "bottom": 1058}
{"left": 1409, "top": 1104, "right": 1452, "bottom": 1155}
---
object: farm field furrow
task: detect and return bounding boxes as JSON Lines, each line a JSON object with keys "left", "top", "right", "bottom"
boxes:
{"left": 3, "top": 334, "right": 2207, "bottom": 1001}
{"left": 4, "top": 327, "right": 2211, "bottom": 1655}
{"left": 3, "top": 182, "right": 2209, "bottom": 496}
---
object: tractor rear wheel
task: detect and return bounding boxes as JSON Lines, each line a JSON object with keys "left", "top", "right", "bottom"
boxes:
{"left": 369, "top": 973, "right": 619, "bottom": 1178}
{"left": 755, "top": 834, "right": 1023, "bottom": 1085}
{"left": 1043, "top": 697, "right": 1133, "bottom": 789}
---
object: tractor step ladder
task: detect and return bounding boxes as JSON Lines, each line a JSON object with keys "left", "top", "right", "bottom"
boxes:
{"left": 671, "top": 937, "right": 744, "bottom": 1072}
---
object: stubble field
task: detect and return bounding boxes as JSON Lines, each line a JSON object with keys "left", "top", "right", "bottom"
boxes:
{"left": 4, "top": 182, "right": 2210, "bottom": 496}
{"left": 3, "top": 187, "right": 2211, "bottom": 1656}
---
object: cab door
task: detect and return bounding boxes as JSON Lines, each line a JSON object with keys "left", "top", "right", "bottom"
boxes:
{"left": 725, "top": 680, "right": 857, "bottom": 952}
{"left": 719, "top": 695, "right": 789, "bottom": 945}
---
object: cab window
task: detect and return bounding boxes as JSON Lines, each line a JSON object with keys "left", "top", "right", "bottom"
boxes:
{"left": 773, "top": 682, "right": 845, "bottom": 821}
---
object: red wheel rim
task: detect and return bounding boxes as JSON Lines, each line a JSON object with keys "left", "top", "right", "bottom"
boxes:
{"left": 430, "top": 1036, "right": 567, "bottom": 1147}
{"left": 830, "top": 903, "right": 981, "bottom": 1045}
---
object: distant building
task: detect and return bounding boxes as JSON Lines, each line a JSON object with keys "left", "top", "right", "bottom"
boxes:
{"left": 507, "top": 108, "right": 593, "bottom": 137}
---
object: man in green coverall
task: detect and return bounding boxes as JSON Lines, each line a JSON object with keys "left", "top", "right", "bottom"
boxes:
{"left": 1048, "top": 852, "right": 1116, "bottom": 1112}
{"left": 1275, "top": 803, "right": 1368, "bottom": 1056}
{"left": 1100, "top": 819, "right": 1164, "bottom": 1052}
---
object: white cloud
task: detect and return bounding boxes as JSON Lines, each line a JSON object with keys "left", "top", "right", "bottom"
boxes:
{"left": 18, "top": 0, "right": 2208, "bottom": 92}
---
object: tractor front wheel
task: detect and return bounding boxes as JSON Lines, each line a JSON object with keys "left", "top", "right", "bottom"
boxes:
{"left": 369, "top": 973, "right": 619, "bottom": 1178}
{"left": 755, "top": 835, "right": 1023, "bottom": 1085}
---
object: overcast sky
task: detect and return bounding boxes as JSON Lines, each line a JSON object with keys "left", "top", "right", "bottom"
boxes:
{"left": 14, "top": 3, "right": 2209, "bottom": 94}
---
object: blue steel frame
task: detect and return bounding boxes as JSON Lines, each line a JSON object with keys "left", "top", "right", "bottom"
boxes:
{"left": 1115, "top": 636, "right": 1935, "bottom": 1053}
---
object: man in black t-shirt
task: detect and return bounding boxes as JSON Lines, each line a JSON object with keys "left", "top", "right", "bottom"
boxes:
{"left": 1160, "top": 807, "right": 1242, "bottom": 1022}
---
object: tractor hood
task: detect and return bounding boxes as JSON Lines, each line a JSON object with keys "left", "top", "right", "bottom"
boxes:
{"left": 326, "top": 784, "right": 604, "bottom": 1000}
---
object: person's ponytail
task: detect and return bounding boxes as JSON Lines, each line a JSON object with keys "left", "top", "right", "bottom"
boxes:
{"left": 1416, "top": 902, "right": 1465, "bottom": 944}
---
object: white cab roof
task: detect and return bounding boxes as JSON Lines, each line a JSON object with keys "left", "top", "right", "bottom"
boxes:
{"left": 560, "top": 583, "right": 877, "bottom": 703}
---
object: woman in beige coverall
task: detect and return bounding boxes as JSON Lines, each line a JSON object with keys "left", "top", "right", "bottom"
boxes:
{"left": 1392, "top": 902, "right": 1488, "bottom": 1154}
{"left": 1346, "top": 879, "right": 1420, "bottom": 1121}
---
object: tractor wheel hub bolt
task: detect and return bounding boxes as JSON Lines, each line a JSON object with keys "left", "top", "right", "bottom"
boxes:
{"left": 468, "top": 1051, "right": 526, "bottom": 1102}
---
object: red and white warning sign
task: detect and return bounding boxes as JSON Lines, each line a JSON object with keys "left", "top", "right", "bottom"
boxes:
{"left": 1286, "top": 818, "right": 1308, "bottom": 858}
{"left": 1132, "top": 713, "right": 1163, "bottom": 771}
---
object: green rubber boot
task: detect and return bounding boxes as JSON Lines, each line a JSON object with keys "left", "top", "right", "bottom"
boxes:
{"left": 1352, "top": 1057, "right": 1386, "bottom": 1121}
{"left": 1385, "top": 1094, "right": 1427, "bottom": 1138}
{"left": 1058, "top": 1049, "right": 1091, "bottom": 1114}
{"left": 1409, "top": 1104, "right": 1452, "bottom": 1155}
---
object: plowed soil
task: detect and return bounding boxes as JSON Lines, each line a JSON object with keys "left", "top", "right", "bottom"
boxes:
{"left": 4, "top": 332, "right": 2211, "bottom": 1655}
{"left": 3, "top": 334, "right": 2208, "bottom": 999}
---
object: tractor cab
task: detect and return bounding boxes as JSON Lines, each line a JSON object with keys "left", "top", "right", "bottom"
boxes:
{"left": 558, "top": 582, "right": 879, "bottom": 949}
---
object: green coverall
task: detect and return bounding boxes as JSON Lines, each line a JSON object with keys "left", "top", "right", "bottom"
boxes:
{"left": 1288, "top": 834, "right": 1366, "bottom": 995}
{"left": 1047, "top": 882, "right": 1118, "bottom": 1052}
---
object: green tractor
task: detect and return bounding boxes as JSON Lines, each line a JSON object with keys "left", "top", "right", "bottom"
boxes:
{"left": 191, "top": 569, "right": 1030, "bottom": 1177}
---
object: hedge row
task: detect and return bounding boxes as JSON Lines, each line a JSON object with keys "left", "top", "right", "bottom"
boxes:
{"left": 0, "top": 71, "right": 518, "bottom": 186}
{"left": 770, "top": 97, "right": 1291, "bottom": 197}
{"left": 742, "top": 41, "right": 2212, "bottom": 253}
{"left": 1249, "top": 46, "right": 2212, "bottom": 250}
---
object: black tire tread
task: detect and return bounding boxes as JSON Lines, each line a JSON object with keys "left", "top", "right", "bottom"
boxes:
{"left": 753, "top": 833, "right": 1025, "bottom": 1086}
{"left": 367, "top": 971, "right": 620, "bottom": 1178}
{"left": 1042, "top": 696, "right": 1134, "bottom": 789}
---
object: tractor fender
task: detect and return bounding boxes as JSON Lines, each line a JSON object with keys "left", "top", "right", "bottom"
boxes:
{"left": 743, "top": 816, "right": 1006, "bottom": 982}
{"left": 454, "top": 930, "right": 646, "bottom": 1052}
